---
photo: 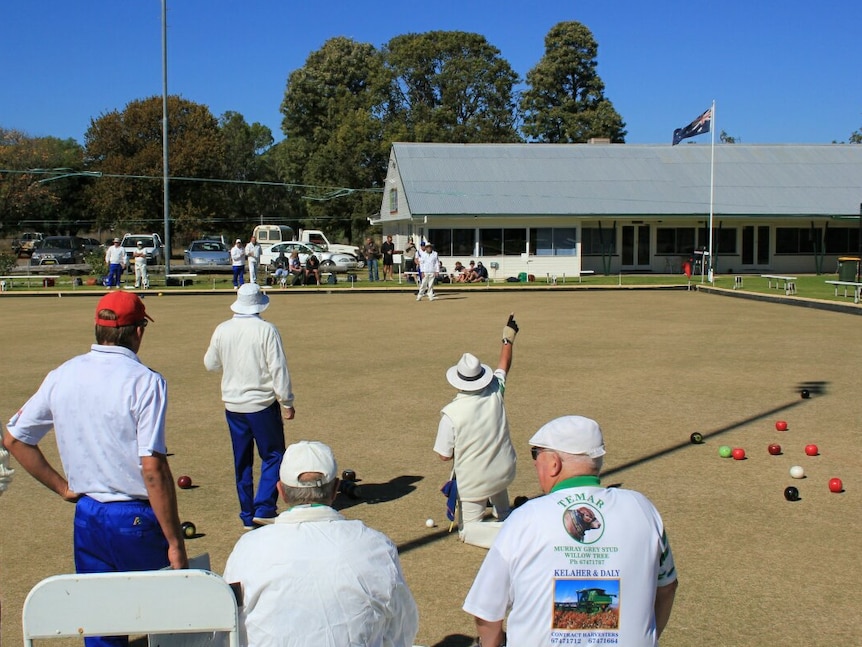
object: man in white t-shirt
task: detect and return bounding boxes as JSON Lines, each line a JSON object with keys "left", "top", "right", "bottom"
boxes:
{"left": 231, "top": 239, "right": 246, "bottom": 289}
{"left": 245, "top": 236, "right": 262, "bottom": 284}
{"left": 463, "top": 415, "right": 678, "bottom": 647}
{"left": 223, "top": 441, "right": 418, "bottom": 647}
{"left": 434, "top": 314, "right": 519, "bottom": 548}
{"left": 133, "top": 241, "right": 149, "bottom": 289}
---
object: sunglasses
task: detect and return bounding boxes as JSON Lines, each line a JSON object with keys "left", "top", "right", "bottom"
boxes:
{"left": 530, "top": 446, "right": 549, "bottom": 461}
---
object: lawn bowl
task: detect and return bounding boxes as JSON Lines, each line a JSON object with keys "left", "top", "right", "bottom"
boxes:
{"left": 775, "top": 420, "right": 788, "bottom": 431}
{"left": 731, "top": 447, "right": 746, "bottom": 460}
{"left": 177, "top": 475, "right": 192, "bottom": 489}
{"left": 804, "top": 444, "right": 819, "bottom": 456}
{"left": 784, "top": 486, "right": 800, "bottom": 502}
{"left": 768, "top": 443, "right": 782, "bottom": 455}
{"left": 828, "top": 478, "right": 843, "bottom": 493}
{"left": 690, "top": 432, "right": 704, "bottom": 444}
{"left": 718, "top": 445, "right": 733, "bottom": 458}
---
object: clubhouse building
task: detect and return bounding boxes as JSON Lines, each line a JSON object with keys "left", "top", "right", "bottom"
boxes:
{"left": 376, "top": 142, "right": 862, "bottom": 278}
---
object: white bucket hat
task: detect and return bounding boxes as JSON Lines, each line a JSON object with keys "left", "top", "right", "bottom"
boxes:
{"left": 446, "top": 352, "right": 494, "bottom": 392}
{"left": 230, "top": 283, "right": 270, "bottom": 314}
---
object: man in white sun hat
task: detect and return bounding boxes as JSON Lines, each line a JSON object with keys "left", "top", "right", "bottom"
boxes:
{"left": 433, "top": 313, "right": 519, "bottom": 548}
{"left": 204, "top": 283, "right": 295, "bottom": 529}
{"left": 463, "top": 415, "right": 678, "bottom": 647}
{"left": 223, "top": 440, "right": 418, "bottom": 646}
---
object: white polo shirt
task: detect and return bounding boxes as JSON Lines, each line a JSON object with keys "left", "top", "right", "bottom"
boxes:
{"left": 6, "top": 345, "right": 167, "bottom": 502}
{"left": 223, "top": 505, "right": 419, "bottom": 647}
{"left": 464, "top": 476, "right": 677, "bottom": 647}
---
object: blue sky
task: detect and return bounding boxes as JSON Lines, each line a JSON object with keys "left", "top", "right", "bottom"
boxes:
{"left": 4, "top": 0, "right": 860, "bottom": 146}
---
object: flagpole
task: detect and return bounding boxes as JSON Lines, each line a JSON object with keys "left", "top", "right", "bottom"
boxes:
{"left": 707, "top": 99, "right": 716, "bottom": 283}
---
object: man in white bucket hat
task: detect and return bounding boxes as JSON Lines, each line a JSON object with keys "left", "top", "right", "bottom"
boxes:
{"left": 433, "top": 314, "right": 519, "bottom": 548}
{"left": 205, "top": 283, "right": 295, "bottom": 529}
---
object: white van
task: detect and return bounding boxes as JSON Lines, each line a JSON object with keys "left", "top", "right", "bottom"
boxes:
{"left": 252, "top": 225, "right": 296, "bottom": 256}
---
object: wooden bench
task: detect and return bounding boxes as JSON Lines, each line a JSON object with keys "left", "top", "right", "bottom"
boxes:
{"left": 546, "top": 271, "right": 595, "bottom": 285}
{"left": 825, "top": 280, "right": 862, "bottom": 304}
{"left": 0, "top": 275, "right": 61, "bottom": 290}
{"left": 165, "top": 273, "right": 197, "bottom": 287}
{"left": 761, "top": 274, "right": 797, "bottom": 295}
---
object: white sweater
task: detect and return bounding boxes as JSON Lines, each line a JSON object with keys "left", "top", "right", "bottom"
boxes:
{"left": 204, "top": 315, "right": 294, "bottom": 413}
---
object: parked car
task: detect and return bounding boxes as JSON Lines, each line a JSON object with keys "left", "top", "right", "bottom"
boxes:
{"left": 81, "top": 238, "right": 103, "bottom": 253}
{"left": 120, "top": 233, "right": 164, "bottom": 266}
{"left": 30, "top": 236, "right": 87, "bottom": 266}
{"left": 184, "top": 240, "right": 231, "bottom": 266}
{"left": 261, "top": 241, "right": 359, "bottom": 273}
{"left": 13, "top": 232, "right": 44, "bottom": 257}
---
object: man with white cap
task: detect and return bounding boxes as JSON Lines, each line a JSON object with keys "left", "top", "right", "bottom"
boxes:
{"left": 433, "top": 314, "right": 519, "bottom": 548}
{"left": 132, "top": 240, "right": 150, "bottom": 289}
{"left": 104, "top": 237, "right": 126, "bottom": 288}
{"left": 231, "top": 238, "right": 246, "bottom": 289}
{"left": 223, "top": 440, "right": 419, "bottom": 647}
{"left": 463, "top": 415, "right": 678, "bottom": 647}
{"left": 204, "top": 283, "right": 295, "bottom": 528}
{"left": 245, "top": 235, "right": 262, "bottom": 284}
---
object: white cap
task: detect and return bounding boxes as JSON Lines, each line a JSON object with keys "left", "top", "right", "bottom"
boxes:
{"left": 279, "top": 441, "right": 338, "bottom": 487}
{"left": 529, "top": 416, "right": 606, "bottom": 458}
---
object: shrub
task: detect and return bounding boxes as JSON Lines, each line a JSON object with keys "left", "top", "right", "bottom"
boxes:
{"left": 0, "top": 251, "right": 16, "bottom": 275}
{"left": 85, "top": 249, "right": 108, "bottom": 277}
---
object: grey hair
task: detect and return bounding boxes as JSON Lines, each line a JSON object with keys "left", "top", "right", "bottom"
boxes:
{"left": 558, "top": 452, "right": 603, "bottom": 475}
{"left": 281, "top": 479, "right": 338, "bottom": 506}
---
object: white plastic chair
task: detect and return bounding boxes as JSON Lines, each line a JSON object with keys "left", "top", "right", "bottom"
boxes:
{"left": 22, "top": 568, "right": 240, "bottom": 647}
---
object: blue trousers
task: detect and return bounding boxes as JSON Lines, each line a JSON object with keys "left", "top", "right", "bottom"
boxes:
{"left": 367, "top": 257, "right": 379, "bottom": 281}
{"left": 74, "top": 496, "right": 169, "bottom": 647}
{"left": 225, "top": 401, "right": 285, "bottom": 526}
{"left": 106, "top": 263, "right": 123, "bottom": 287}
{"left": 231, "top": 265, "right": 245, "bottom": 287}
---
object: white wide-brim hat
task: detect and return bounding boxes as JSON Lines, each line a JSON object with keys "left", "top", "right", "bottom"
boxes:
{"left": 231, "top": 283, "right": 270, "bottom": 314}
{"left": 446, "top": 352, "right": 494, "bottom": 392}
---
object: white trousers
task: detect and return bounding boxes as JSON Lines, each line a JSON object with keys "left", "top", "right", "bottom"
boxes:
{"left": 248, "top": 259, "right": 259, "bottom": 283}
{"left": 417, "top": 273, "right": 436, "bottom": 300}
{"left": 134, "top": 263, "right": 149, "bottom": 288}
{"left": 458, "top": 489, "right": 511, "bottom": 549}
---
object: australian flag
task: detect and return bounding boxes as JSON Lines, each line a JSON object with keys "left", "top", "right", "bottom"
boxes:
{"left": 672, "top": 108, "right": 712, "bottom": 145}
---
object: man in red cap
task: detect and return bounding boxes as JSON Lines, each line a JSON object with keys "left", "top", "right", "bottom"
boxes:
{"left": 4, "top": 291, "right": 188, "bottom": 647}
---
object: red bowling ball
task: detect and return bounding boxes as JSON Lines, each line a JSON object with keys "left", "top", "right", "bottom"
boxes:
{"left": 804, "top": 444, "right": 819, "bottom": 456}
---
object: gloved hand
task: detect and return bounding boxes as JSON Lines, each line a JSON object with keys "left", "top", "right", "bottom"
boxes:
{"left": 502, "top": 313, "right": 519, "bottom": 344}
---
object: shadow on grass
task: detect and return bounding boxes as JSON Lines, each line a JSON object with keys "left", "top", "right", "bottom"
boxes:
{"left": 604, "top": 385, "right": 826, "bottom": 478}
{"left": 333, "top": 474, "right": 423, "bottom": 512}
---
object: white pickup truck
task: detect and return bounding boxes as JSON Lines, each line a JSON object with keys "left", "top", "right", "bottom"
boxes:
{"left": 252, "top": 225, "right": 361, "bottom": 264}
{"left": 298, "top": 229, "right": 360, "bottom": 259}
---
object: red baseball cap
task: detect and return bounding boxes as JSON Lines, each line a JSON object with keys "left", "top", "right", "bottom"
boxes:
{"left": 95, "top": 291, "right": 154, "bottom": 327}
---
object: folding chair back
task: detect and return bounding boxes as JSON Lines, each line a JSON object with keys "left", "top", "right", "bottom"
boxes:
{"left": 22, "top": 569, "right": 240, "bottom": 647}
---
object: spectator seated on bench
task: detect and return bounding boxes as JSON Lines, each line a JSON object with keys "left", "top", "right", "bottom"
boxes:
{"left": 469, "top": 261, "right": 489, "bottom": 283}
{"left": 304, "top": 255, "right": 321, "bottom": 285}
{"left": 272, "top": 250, "right": 289, "bottom": 282}
{"left": 452, "top": 261, "right": 468, "bottom": 282}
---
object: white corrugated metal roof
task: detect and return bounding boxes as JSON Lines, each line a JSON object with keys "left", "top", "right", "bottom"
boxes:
{"left": 390, "top": 143, "right": 862, "bottom": 217}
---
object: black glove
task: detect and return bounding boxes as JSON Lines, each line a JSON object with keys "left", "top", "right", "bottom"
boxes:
{"left": 502, "top": 313, "right": 518, "bottom": 344}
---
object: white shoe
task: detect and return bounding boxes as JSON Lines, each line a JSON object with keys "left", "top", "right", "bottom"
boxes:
{"left": 429, "top": 296, "right": 435, "bottom": 301}
{"left": 416, "top": 295, "right": 422, "bottom": 301}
